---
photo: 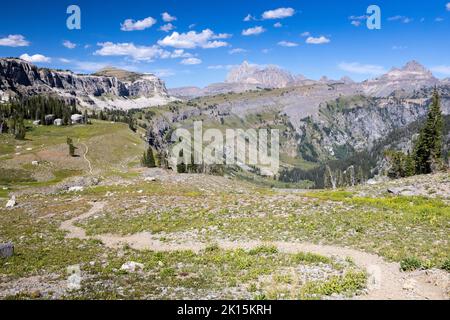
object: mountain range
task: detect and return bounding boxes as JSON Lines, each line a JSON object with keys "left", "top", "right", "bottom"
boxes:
{"left": 0, "top": 57, "right": 444, "bottom": 110}
{"left": 0, "top": 56, "right": 449, "bottom": 181}
{"left": 168, "top": 60, "right": 442, "bottom": 99}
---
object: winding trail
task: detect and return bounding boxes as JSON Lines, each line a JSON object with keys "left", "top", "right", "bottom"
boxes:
{"left": 81, "top": 142, "right": 93, "bottom": 175}
{"left": 60, "top": 201, "right": 448, "bottom": 300}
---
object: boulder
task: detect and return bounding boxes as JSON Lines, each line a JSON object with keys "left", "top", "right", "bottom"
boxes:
{"left": 68, "top": 186, "right": 84, "bottom": 192}
{"left": 0, "top": 242, "right": 14, "bottom": 258}
{"left": 6, "top": 195, "right": 16, "bottom": 208}
{"left": 387, "top": 186, "right": 417, "bottom": 196}
{"left": 120, "top": 261, "right": 144, "bottom": 273}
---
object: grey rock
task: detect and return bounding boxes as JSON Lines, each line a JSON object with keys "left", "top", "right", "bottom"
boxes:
{"left": 0, "top": 58, "right": 172, "bottom": 109}
{"left": 0, "top": 242, "right": 14, "bottom": 258}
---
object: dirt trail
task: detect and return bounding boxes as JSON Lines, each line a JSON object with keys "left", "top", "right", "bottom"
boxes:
{"left": 60, "top": 202, "right": 448, "bottom": 300}
{"left": 81, "top": 142, "right": 93, "bottom": 175}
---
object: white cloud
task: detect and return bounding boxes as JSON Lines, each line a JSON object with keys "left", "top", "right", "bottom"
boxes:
{"left": 349, "top": 14, "right": 367, "bottom": 26}
{"left": 208, "top": 65, "right": 224, "bottom": 70}
{"left": 170, "top": 49, "right": 193, "bottom": 58}
{"left": 338, "top": 62, "right": 387, "bottom": 75}
{"left": 273, "top": 22, "right": 283, "bottom": 28}
{"left": 261, "top": 48, "right": 270, "bottom": 54}
{"left": 300, "top": 32, "right": 310, "bottom": 37}
{"left": 213, "top": 33, "right": 232, "bottom": 39}
{"left": 349, "top": 15, "right": 368, "bottom": 20}
{"left": 19, "top": 53, "right": 51, "bottom": 63}
{"left": 242, "top": 26, "right": 266, "bottom": 36}
{"left": 446, "top": 3, "right": 450, "bottom": 11}
{"left": 189, "top": 24, "right": 196, "bottom": 29}
{"left": 435, "top": 17, "right": 444, "bottom": 22}
{"left": 208, "top": 64, "right": 235, "bottom": 70}
{"left": 159, "top": 23, "right": 175, "bottom": 32}
{"left": 162, "top": 12, "right": 177, "bottom": 22}
{"left": 181, "top": 57, "right": 202, "bottom": 65}
{"left": 63, "top": 40, "right": 77, "bottom": 49}
{"left": 59, "top": 58, "right": 72, "bottom": 63}
{"left": 243, "top": 14, "right": 254, "bottom": 22}
{"left": 388, "top": 16, "right": 413, "bottom": 23}
{"left": 278, "top": 41, "right": 298, "bottom": 47}
{"left": 431, "top": 65, "right": 450, "bottom": 75}
{"left": 262, "top": 8, "right": 295, "bottom": 20}
{"left": 229, "top": 48, "right": 247, "bottom": 54}
{"left": 94, "top": 42, "right": 171, "bottom": 61}
{"left": 158, "top": 29, "right": 229, "bottom": 49}
{"left": 153, "top": 69, "right": 175, "bottom": 77}
{"left": 392, "top": 45, "right": 407, "bottom": 50}
{"left": 0, "top": 34, "right": 30, "bottom": 47}
{"left": 306, "top": 36, "right": 330, "bottom": 44}
{"left": 120, "top": 17, "right": 157, "bottom": 31}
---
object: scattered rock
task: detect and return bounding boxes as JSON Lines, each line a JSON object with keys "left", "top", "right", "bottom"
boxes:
{"left": 68, "top": 186, "right": 84, "bottom": 193}
{"left": 120, "top": 261, "right": 144, "bottom": 273}
{"left": 31, "top": 161, "right": 39, "bottom": 166}
{"left": 388, "top": 186, "right": 417, "bottom": 196}
{"left": 0, "top": 242, "right": 14, "bottom": 258}
{"left": 6, "top": 196, "right": 16, "bottom": 208}
{"left": 144, "top": 177, "right": 157, "bottom": 182}
{"left": 402, "top": 278, "right": 417, "bottom": 291}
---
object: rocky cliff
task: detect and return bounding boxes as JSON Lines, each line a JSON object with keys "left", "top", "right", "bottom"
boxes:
{"left": 0, "top": 58, "right": 174, "bottom": 109}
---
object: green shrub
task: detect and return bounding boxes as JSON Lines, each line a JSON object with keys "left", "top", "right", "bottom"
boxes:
{"left": 441, "top": 259, "right": 450, "bottom": 272}
{"left": 293, "top": 252, "right": 332, "bottom": 264}
{"left": 400, "top": 257, "right": 422, "bottom": 271}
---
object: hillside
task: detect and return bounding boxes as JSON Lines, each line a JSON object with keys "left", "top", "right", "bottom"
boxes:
{"left": 0, "top": 120, "right": 145, "bottom": 195}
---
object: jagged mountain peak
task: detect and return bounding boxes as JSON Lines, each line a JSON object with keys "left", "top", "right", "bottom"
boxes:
{"left": 401, "top": 60, "right": 428, "bottom": 72}
{"left": 226, "top": 61, "right": 295, "bottom": 88}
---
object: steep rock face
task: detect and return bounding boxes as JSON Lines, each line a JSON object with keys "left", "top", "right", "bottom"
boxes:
{"left": 0, "top": 58, "right": 172, "bottom": 109}
{"left": 296, "top": 90, "right": 450, "bottom": 162}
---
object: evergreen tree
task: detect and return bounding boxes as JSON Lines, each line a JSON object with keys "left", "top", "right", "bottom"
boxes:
{"left": 67, "top": 137, "right": 76, "bottom": 157}
{"left": 413, "top": 89, "right": 444, "bottom": 174}
{"left": 83, "top": 110, "right": 88, "bottom": 124}
{"left": 141, "top": 146, "right": 156, "bottom": 168}
{"left": 323, "top": 165, "right": 333, "bottom": 189}
{"left": 14, "top": 116, "right": 26, "bottom": 140}
{"left": 177, "top": 162, "right": 186, "bottom": 173}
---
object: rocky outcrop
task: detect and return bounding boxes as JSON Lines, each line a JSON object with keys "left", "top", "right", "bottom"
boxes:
{"left": 0, "top": 58, "right": 173, "bottom": 109}
{"left": 226, "top": 61, "right": 296, "bottom": 88}
{"left": 362, "top": 61, "right": 439, "bottom": 97}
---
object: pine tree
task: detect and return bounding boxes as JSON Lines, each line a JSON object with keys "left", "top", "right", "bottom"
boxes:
{"left": 357, "top": 166, "right": 365, "bottom": 185}
{"left": 323, "top": 165, "right": 333, "bottom": 189}
{"left": 141, "top": 147, "right": 156, "bottom": 168}
{"left": 413, "top": 89, "right": 444, "bottom": 174}
{"left": 67, "top": 137, "right": 76, "bottom": 157}
{"left": 83, "top": 110, "right": 88, "bottom": 124}
{"left": 14, "top": 116, "right": 26, "bottom": 140}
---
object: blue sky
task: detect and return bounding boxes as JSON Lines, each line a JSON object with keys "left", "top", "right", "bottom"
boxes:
{"left": 1, "top": 0, "right": 450, "bottom": 88}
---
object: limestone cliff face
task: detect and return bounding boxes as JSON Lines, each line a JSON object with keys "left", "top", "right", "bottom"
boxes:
{"left": 0, "top": 58, "right": 172, "bottom": 108}
{"left": 296, "top": 89, "right": 450, "bottom": 162}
